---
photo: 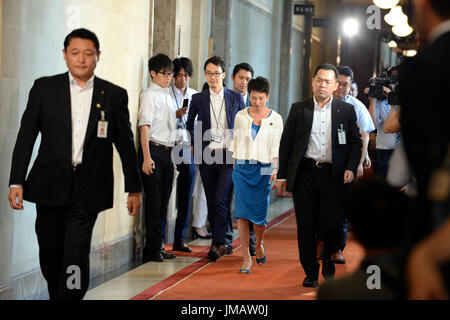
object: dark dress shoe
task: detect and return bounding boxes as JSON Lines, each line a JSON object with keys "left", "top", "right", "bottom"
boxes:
{"left": 172, "top": 242, "right": 192, "bottom": 253}
{"left": 161, "top": 251, "right": 176, "bottom": 259}
{"left": 217, "top": 245, "right": 229, "bottom": 257}
{"left": 143, "top": 254, "right": 163, "bottom": 263}
{"left": 322, "top": 257, "right": 335, "bottom": 279}
{"left": 191, "top": 227, "right": 212, "bottom": 239}
{"left": 207, "top": 245, "right": 220, "bottom": 262}
{"left": 302, "top": 276, "right": 318, "bottom": 288}
{"left": 331, "top": 250, "right": 346, "bottom": 264}
{"left": 225, "top": 244, "right": 233, "bottom": 255}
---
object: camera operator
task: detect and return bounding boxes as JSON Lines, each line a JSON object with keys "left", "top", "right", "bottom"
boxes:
{"left": 364, "top": 65, "right": 400, "bottom": 178}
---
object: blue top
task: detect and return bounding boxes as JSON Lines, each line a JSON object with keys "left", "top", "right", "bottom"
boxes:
{"left": 248, "top": 109, "right": 272, "bottom": 140}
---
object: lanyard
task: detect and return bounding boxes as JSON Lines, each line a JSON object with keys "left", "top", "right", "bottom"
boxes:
{"left": 210, "top": 96, "right": 225, "bottom": 130}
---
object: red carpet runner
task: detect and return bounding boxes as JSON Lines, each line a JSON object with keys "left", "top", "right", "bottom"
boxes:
{"left": 131, "top": 209, "right": 365, "bottom": 300}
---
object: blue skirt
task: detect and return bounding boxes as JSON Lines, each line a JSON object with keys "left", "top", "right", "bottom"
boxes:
{"left": 232, "top": 160, "right": 272, "bottom": 226}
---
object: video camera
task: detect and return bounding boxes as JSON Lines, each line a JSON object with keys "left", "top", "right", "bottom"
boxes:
{"left": 368, "top": 71, "right": 399, "bottom": 105}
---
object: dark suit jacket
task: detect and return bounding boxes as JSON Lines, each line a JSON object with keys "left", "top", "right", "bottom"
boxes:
{"left": 278, "top": 98, "right": 362, "bottom": 192}
{"left": 399, "top": 31, "right": 450, "bottom": 201}
{"left": 186, "top": 88, "right": 245, "bottom": 152}
{"left": 9, "top": 72, "right": 142, "bottom": 213}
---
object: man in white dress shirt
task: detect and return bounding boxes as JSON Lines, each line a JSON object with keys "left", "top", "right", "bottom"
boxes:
{"left": 277, "top": 64, "right": 361, "bottom": 287}
{"left": 138, "top": 53, "right": 177, "bottom": 262}
{"left": 8, "top": 28, "right": 142, "bottom": 300}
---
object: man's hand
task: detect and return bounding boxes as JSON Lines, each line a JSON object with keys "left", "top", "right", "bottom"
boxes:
{"left": 343, "top": 170, "right": 355, "bottom": 184}
{"left": 275, "top": 180, "right": 286, "bottom": 193}
{"left": 176, "top": 107, "right": 188, "bottom": 119}
{"left": 9, "top": 187, "right": 24, "bottom": 210}
{"left": 142, "top": 157, "right": 155, "bottom": 175}
{"left": 127, "top": 192, "right": 141, "bottom": 216}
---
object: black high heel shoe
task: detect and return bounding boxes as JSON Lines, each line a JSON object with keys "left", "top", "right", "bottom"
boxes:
{"left": 191, "top": 227, "right": 212, "bottom": 240}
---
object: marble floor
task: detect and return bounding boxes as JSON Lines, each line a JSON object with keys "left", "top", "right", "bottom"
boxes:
{"left": 84, "top": 196, "right": 294, "bottom": 300}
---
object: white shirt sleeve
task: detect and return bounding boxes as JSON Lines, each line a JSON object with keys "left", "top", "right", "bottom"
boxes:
{"left": 138, "top": 90, "right": 155, "bottom": 127}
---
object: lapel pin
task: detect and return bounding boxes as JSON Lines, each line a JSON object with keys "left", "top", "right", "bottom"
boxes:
{"left": 97, "top": 103, "right": 101, "bottom": 109}
{"left": 270, "top": 123, "right": 273, "bottom": 126}
{"left": 101, "top": 90, "right": 105, "bottom": 95}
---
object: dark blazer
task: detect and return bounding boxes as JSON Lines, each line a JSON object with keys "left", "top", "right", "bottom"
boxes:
{"left": 278, "top": 98, "right": 361, "bottom": 192}
{"left": 399, "top": 31, "right": 450, "bottom": 199}
{"left": 9, "top": 72, "right": 142, "bottom": 213}
{"left": 186, "top": 87, "right": 245, "bottom": 152}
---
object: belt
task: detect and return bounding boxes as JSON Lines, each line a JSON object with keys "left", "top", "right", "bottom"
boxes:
{"left": 150, "top": 141, "right": 173, "bottom": 151}
{"left": 303, "top": 157, "right": 332, "bottom": 169}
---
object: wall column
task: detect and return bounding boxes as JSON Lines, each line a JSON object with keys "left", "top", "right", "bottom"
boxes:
{"left": 278, "top": 0, "right": 293, "bottom": 120}
{"left": 210, "top": 0, "right": 231, "bottom": 85}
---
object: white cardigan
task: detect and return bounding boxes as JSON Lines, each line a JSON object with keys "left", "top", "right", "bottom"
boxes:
{"left": 229, "top": 108, "right": 284, "bottom": 164}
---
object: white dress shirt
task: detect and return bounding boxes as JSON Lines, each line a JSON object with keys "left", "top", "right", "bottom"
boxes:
{"left": 138, "top": 82, "right": 177, "bottom": 147}
{"left": 208, "top": 88, "right": 229, "bottom": 150}
{"left": 70, "top": 72, "right": 95, "bottom": 165}
{"left": 229, "top": 108, "right": 284, "bottom": 164}
{"left": 170, "top": 85, "right": 198, "bottom": 145}
{"left": 10, "top": 72, "right": 94, "bottom": 189}
{"left": 343, "top": 95, "right": 375, "bottom": 133}
{"left": 305, "top": 97, "right": 333, "bottom": 163}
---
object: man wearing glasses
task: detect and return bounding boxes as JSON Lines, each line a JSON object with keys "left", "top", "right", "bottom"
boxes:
{"left": 187, "top": 56, "right": 245, "bottom": 261}
{"left": 167, "top": 57, "right": 198, "bottom": 253}
{"left": 138, "top": 53, "right": 177, "bottom": 262}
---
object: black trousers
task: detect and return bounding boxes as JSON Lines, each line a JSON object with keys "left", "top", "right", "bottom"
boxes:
{"left": 140, "top": 144, "right": 174, "bottom": 257}
{"left": 199, "top": 150, "right": 234, "bottom": 247}
{"left": 292, "top": 159, "right": 346, "bottom": 280}
{"left": 35, "top": 167, "right": 98, "bottom": 300}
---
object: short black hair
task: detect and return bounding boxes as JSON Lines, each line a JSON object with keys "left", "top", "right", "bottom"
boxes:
{"left": 173, "top": 57, "right": 193, "bottom": 77}
{"left": 345, "top": 177, "right": 409, "bottom": 250}
{"left": 248, "top": 76, "right": 270, "bottom": 96}
{"left": 232, "top": 63, "right": 254, "bottom": 77}
{"left": 64, "top": 28, "right": 100, "bottom": 52}
{"left": 430, "top": 0, "right": 450, "bottom": 19}
{"left": 313, "top": 63, "right": 339, "bottom": 81}
{"left": 204, "top": 55, "right": 226, "bottom": 73}
{"left": 337, "top": 66, "right": 354, "bottom": 82}
{"left": 387, "top": 65, "right": 400, "bottom": 77}
{"left": 148, "top": 53, "right": 173, "bottom": 78}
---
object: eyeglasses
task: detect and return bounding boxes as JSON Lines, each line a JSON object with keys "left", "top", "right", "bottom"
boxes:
{"left": 175, "top": 73, "right": 191, "bottom": 79}
{"left": 338, "top": 81, "right": 351, "bottom": 88}
{"left": 205, "top": 71, "right": 223, "bottom": 78}
{"left": 158, "top": 71, "right": 174, "bottom": 78}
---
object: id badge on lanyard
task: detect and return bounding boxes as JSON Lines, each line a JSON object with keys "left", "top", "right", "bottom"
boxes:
{"left": 98, "top": 110, "right": 108, "bottom": 138}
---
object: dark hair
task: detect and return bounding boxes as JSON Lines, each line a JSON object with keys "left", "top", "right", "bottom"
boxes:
{"left": 232, "top": 63, "right": 254, "bottom": 77}
{"left": 430, "top": 0, "right": 450, "bottom": 19}
{"left": 337, "top": 66, "right": 354, "bottom": 82}
{"left": 345, "top": 177, "right": 408, "bottom": 250}
{"left": 387, "top": 65, "right": 400, "bottom": 77}
{"left": 248, "top": 76, "right": 270, "bottom": 96}
{"left": 204, "top": 55, "right": 226, "bottom": 72}
{"left": 148, "top": 53, "right": 173, "bottom": 78}
{"left": 64, "top": 28, "right": 100, "bottom": 52}
{"left": 173, "top": 57, "right": 193, "bottom": 77}
{"left": 313, "top": 63, "right": 339, "bottom": 81}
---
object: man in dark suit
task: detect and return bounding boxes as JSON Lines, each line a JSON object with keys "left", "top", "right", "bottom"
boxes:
{"left": 399, "top": 0, "right": 450, "bottom": 298}
{"left": 186, "top": 56, "right": 245, "bottom": 261}
{"left": 276, "top": 64, "right": 361, "bottom": 287}
{"left": 8, "top": 28, "right": 142, "bottom": 300}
